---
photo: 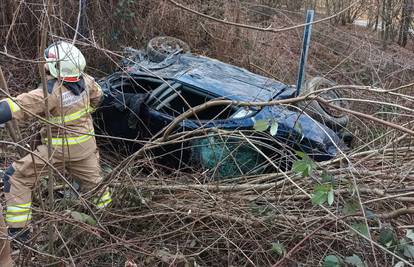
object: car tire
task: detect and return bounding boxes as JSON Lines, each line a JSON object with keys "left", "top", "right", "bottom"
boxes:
{"left": 147, "top": 36, "right": 190, "bottom": 63}
{"left": 297, "top": 77, "right": 349, "bottom": 131}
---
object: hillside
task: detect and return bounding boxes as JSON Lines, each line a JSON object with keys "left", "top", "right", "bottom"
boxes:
{"left": 0, "top": 1, "right": 413, "bottom": 266}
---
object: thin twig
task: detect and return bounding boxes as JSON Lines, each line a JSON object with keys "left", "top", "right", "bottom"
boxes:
{"left": 38, "top": 0, "right": 55, "bottom": 255}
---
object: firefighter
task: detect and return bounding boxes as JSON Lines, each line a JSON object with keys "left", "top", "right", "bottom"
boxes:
{"left": 0, "top": 41, "right": 112, "bottom": 241}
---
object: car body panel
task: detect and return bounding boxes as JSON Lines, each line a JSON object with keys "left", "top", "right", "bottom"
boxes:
{"left": 124, "top": 51, "right": 288, "bottom": 102}
{"left": 178, "top": 105, "right": 342, "bottom": 160}
{"left": 96, "top": 48, "right": 347, "bottom": 177}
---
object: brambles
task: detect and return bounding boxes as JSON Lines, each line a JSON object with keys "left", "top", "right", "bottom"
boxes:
{"left": 1, "top": 0, "right": 414, "bottom": 266}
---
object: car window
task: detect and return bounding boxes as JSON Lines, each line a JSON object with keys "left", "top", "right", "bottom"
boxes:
{"left": 108, "top": 75, "right": 163, "bottom": 94}
{"left": 147, "top": 83, "right": 239, "bottom": 120}
{"left": 231, "top": 108, "right": 254, "bottom": 119}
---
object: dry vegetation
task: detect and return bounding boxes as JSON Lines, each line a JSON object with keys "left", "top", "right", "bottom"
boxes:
{"left": 0, "top": 0, "right": 414, "bottom": 266}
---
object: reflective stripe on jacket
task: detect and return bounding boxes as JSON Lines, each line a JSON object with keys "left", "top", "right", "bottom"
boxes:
{"left": 0, "top": 74, "right": 102, "bottom": 150}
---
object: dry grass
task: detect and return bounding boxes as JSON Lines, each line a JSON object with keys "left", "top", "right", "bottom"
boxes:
{"left": 0, "top": 0, "right": 414, "bottom": 266}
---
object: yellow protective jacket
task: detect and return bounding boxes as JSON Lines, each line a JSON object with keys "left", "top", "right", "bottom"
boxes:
{"left": 0, "top": 75, "right": 111, "bottom": 228}
{"left": 0, "top": 74, "right": 102, "bottom": 153}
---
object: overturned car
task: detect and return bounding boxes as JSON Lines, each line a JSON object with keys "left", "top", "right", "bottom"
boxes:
{"left": 94, "top": 37, "right": 350, "bottom": 178}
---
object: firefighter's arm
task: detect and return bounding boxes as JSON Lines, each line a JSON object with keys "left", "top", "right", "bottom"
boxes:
{"left": 90, "top": 81, "right": 103, "bottom": 108}
{"left": 85, "top": 75, "right": 103, "bottom": 108}
{"left": 0, "top": 89, "right": 57, "bottom": 123}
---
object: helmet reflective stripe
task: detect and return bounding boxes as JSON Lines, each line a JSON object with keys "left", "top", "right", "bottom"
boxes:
{"left": 44, "top": 41, "right": 86, "bottom": 80}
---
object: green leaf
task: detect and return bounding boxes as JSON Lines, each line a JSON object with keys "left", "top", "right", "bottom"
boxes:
{"left": 406, "top": 229, "right": 414, "bottom": 241}
{"left": 403, "top": 244, "right": 414, "bottom": 259}
{"left": 292, "top": 160, "right": 309, "bottom": 177}
{"left": 295, "top": 151, "right": 306, "bottom": 159}
{"left": 70, "top": 211, "right": 84, "bottom": 221}
{"left": 399, "top": 236, "right": 414, "bottom": 258}
{"left": 345, "top": 254, "right": 366, "bottom": 267}
{"left": 292, "top": 151, "right": 316, "bottom": 177}
{"left": 84, "top": 214, "right": 97, "bottom": 226}
{"left": 270, "top": 121, "right": 279, "bottom": 136}
{"left": 292, "top": 160, "right": 315, "bottom": 177}
{"left": 379, "top": 228, "right": 397, "bottom": 248}
{"left": 398, "top": 238, "right": 409, "bottom": 251}
{"left": 342, "top": 199, "right": 360, "bottom": 215}
{"left": 271, "top": 242, "right": 285, "bottom": 256}
{"left": 321, "top": 171, "right": 334, "bottom": 184}
{"left": 323, "top": 255, "right": 342, "bottom": 267}
{"left": 327, "top": 189, "right": 334, "bottom": 206}
{"left": 311, "top": 184, "right": 332, "bottom": 206}
{"left": 315, "top": 183, "right": 332, "bottom": 192}
{"left": 351, "top": 223, "right": 369, "bottom": 237}
{"left": 295, "top": 150, "right": 313, "bottom": 162}
{"left": 254, "top": 120, "right": 269, "bottom": 132}
{"left": 312, "top": 191, "right": 327, "bottom": 205}
{"left": 70, "top": 211, "right": 97, "bottom": 226}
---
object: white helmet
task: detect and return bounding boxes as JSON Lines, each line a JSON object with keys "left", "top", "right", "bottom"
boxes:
{"left": 44, "top": 41, "right": 86, "bottom": 82}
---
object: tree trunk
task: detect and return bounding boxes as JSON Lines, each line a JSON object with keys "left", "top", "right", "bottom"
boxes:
{"left": 398, "top": 0, "right": 414, "bottom": 47}
{"left": 381, "top": 0, "right": 394, "bottom": 47}
{"left": 374, "top": 0, "right": 381, "bottom": 31}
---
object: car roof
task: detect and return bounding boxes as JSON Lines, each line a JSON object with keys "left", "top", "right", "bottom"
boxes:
{"left": 126, "top": 52, "right": 289, "bottom": 102}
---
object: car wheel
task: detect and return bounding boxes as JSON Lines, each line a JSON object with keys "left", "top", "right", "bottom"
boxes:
{"left": 297, "top": 77, "right": 349, "bottom": 131}
{"left": 147, "top": 36, "right": 190, "bottom": 63}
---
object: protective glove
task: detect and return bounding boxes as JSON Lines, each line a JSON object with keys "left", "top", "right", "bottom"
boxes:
{"left": 0, "top": 100, "right": 12, "bottom": 124}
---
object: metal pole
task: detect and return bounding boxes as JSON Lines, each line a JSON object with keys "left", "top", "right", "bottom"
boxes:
{"left": 295, "top": 10, "right": 315, "bottom": 96}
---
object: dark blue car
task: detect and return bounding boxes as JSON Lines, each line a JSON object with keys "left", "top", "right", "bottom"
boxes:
{"left": 95, "top": 37, "right": 349, "bottom": 178}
